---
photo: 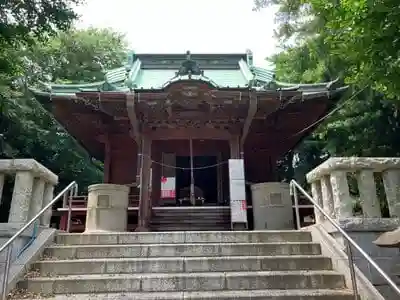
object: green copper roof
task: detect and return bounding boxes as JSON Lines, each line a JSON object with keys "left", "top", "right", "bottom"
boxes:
{"left": 29, "top": 50, "right": 347, "bottom": 98}
{"left": 30, "top": 51, "right": 275, "bottom": 95}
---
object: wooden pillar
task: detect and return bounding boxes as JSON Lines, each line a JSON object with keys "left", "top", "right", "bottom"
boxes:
{"left": 217, "top": 152, "right": 223, "bottom": 205}
{"left": 152, "top": 147, "right": 162, "bottom": 207}
{"left": 230, "top": 136, "right": 240, "bottom": 159}
{"left": 103, "top": 135, "right": 111, "bottom": 183}
{"left": 136, "top": 136, "right": 152, "bottom": 231}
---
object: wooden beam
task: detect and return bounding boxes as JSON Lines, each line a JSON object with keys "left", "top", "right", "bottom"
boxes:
{"left": 229, "top": 136, "right": 240, "bottom": 159}
{"left": 240, "top": 93, "right": 258, "bottom": 145}
{"left": 145, "top": 127, "right": 233, "bottom": 140}
{"left": 126, "top": 92, "right": 140, "bottom": 142}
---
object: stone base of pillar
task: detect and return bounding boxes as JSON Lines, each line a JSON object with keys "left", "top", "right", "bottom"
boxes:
{"left": 251, "top": 182, "right": 293, "bottom": 230}
{"left": 84, "top": 184, "right": 130, "bottom": 233}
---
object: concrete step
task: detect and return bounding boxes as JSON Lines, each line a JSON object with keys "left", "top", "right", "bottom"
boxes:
{"left": 34, "top": 255, "right": 332, "bottom": 276}
{"left": 11, "top": 289, "right": 357, "bottom": 300}
{"left": 19, "top": 271, "right": 346, "bottom": 294}
{"left": 55, "top": 231, "right": 313, "bottom": 245}
{"left": 44, "top": 242, "right": 322, "bottom": 259}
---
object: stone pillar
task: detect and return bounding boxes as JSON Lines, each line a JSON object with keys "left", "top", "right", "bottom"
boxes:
{"left": 40, "top": 183, "right": 55, "bottom": 226}
{"left": 136, "top": 136, "right": 152, "bottom": 231}
{"left": 0, "top": 173, "right": 4, "bottom": 206}
{"left": 85, "top": 184, "right": 130, "bottom": 232}
{"left": 29, "top": 178, "right": 45, "bottom": 219}
{"left": 320, "top": 175, "right": 335, "bottom": 218}
{"left": 357, "top": 169, "right": 381, "bottom": 217}
{"left": 330, "top": 170, "right": 353, "bottom": 219}
{"left": 382, "top": 169, "right": 400, "bottom": 218}
{"left": 9, "top": 171, "right": 34, "bottom": 223}
{"left": 310, "top": 181, "right": 324, "bottom": 223}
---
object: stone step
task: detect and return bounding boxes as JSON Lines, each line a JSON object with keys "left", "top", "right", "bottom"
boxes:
{"left": 19, "top": 271, "right": 346, "bottom": 294}
{"left": 44, "top": 242, "right": 321, "bottom": 259}
{"left": 55, "top": 231, "right": 312, "bottom": 245}
{"left": 10, "top": 289, "right": 357, "bottom": 300}
{"left": 34, "top": 255, "right": 332, "bottom": 276}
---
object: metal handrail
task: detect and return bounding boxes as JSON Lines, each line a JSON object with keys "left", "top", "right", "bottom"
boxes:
{"left": 0, "top": 181, "right": 78, "bottom": 300}
{"left": 290, "top": 179, "right": 400, "bottom": 299}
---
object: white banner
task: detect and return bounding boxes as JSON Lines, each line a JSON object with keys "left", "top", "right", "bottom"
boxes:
{"left": 229, "top": 179, "right": 246, "bottom": 201}
{"left": 229, "top": 159, "right": 247, "bottom": 225}
{"left": 230, "top": 200, "right": 248, "bottom": 223}
{"left": 161, "top": 176, "right": 176, "bottom": 198}
{"left": 229, "top": 159, "right": 245, "bottom": 180}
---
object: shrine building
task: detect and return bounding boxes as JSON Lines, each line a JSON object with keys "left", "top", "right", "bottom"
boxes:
{"left": 30, "top": 50, "right": 347, "bottom": 232}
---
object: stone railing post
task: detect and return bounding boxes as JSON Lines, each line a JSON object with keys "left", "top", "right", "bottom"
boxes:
{"left": 0, "top": 159, "right": 58, "bottom": 226}
{"left": 330, "top": 170, "right": 353, "bottom": 219}
{"left": 307, "top": 157, "right": 400, "bottom": 221}
{"left": 310, "top": 181, "right": 324, "bottom": 223}
{"left": 320, "top": 175, "right": 335, "bottom": 218}
{"left": 9, "top": 171, "right": 35, "bottom": 224}
{"left": 382, "top": 169, "right": 400, "bottom": 218}
{"left": 357, "top": 169, "right": 381, "bottom": 217}
{"left": 40, "top": 183, "right": 55, "bottom": 227}
{"left": 29, "top": 178, "right": 46, "bottom": 219}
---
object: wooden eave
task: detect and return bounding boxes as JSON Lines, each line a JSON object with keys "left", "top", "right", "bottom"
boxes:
{"left": 244, "top": 91, "right": 342, "bottom": 156}
{"left": 31, "top": 84, "right": 346, "bottom": 160}
{"left": 49, "top": 96, "right": 112, "bottom": 160}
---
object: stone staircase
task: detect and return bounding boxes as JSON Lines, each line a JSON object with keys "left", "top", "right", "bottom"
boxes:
{"left": 13, "top": 230, "right": 357, "bottom": 299}
{"left": 150, "top": 207, "right": 231, "bottom": 231}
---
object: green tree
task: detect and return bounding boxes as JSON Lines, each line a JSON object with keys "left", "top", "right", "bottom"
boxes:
{"left": 254, "top": 0, "right": 400, "bottom": 99}
{"left": 26, "top": 28, "right": 128, "bottom": 84}
{"left": 0, "top": 0, "right": 82, "bottom": 86}
{"left": 1, "top": 28, "right": 129, "bottom": 194}
{"left": 0, "top": 0, "right": 81, "bottom": 44}
{"left": 254, "top": 0, "right": 400, "bottom": 199}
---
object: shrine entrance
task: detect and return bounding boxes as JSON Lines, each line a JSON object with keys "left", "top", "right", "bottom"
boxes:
{"left": 175, "top": 156, "right": 218, "bottom": 206}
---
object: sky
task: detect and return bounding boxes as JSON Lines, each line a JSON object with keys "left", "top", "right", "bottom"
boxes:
{"left": 74, "top": 0, "right": 278, "bottom": 68}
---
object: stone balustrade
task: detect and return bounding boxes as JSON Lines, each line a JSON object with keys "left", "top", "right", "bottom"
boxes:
{"left": 0, "top": 159, "right": 58, "bottom": 226}
{"left": 306, "top": 157, "right": 400, "bottom": 221}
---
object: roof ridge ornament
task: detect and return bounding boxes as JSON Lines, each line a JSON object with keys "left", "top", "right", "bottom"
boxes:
{"left": 176, "top": 50, "right": 204, "bottom": 79}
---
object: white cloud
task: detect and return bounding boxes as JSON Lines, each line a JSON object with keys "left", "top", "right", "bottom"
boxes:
{"left": 75, "top": 0, "right": 278, "bottom": 68}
